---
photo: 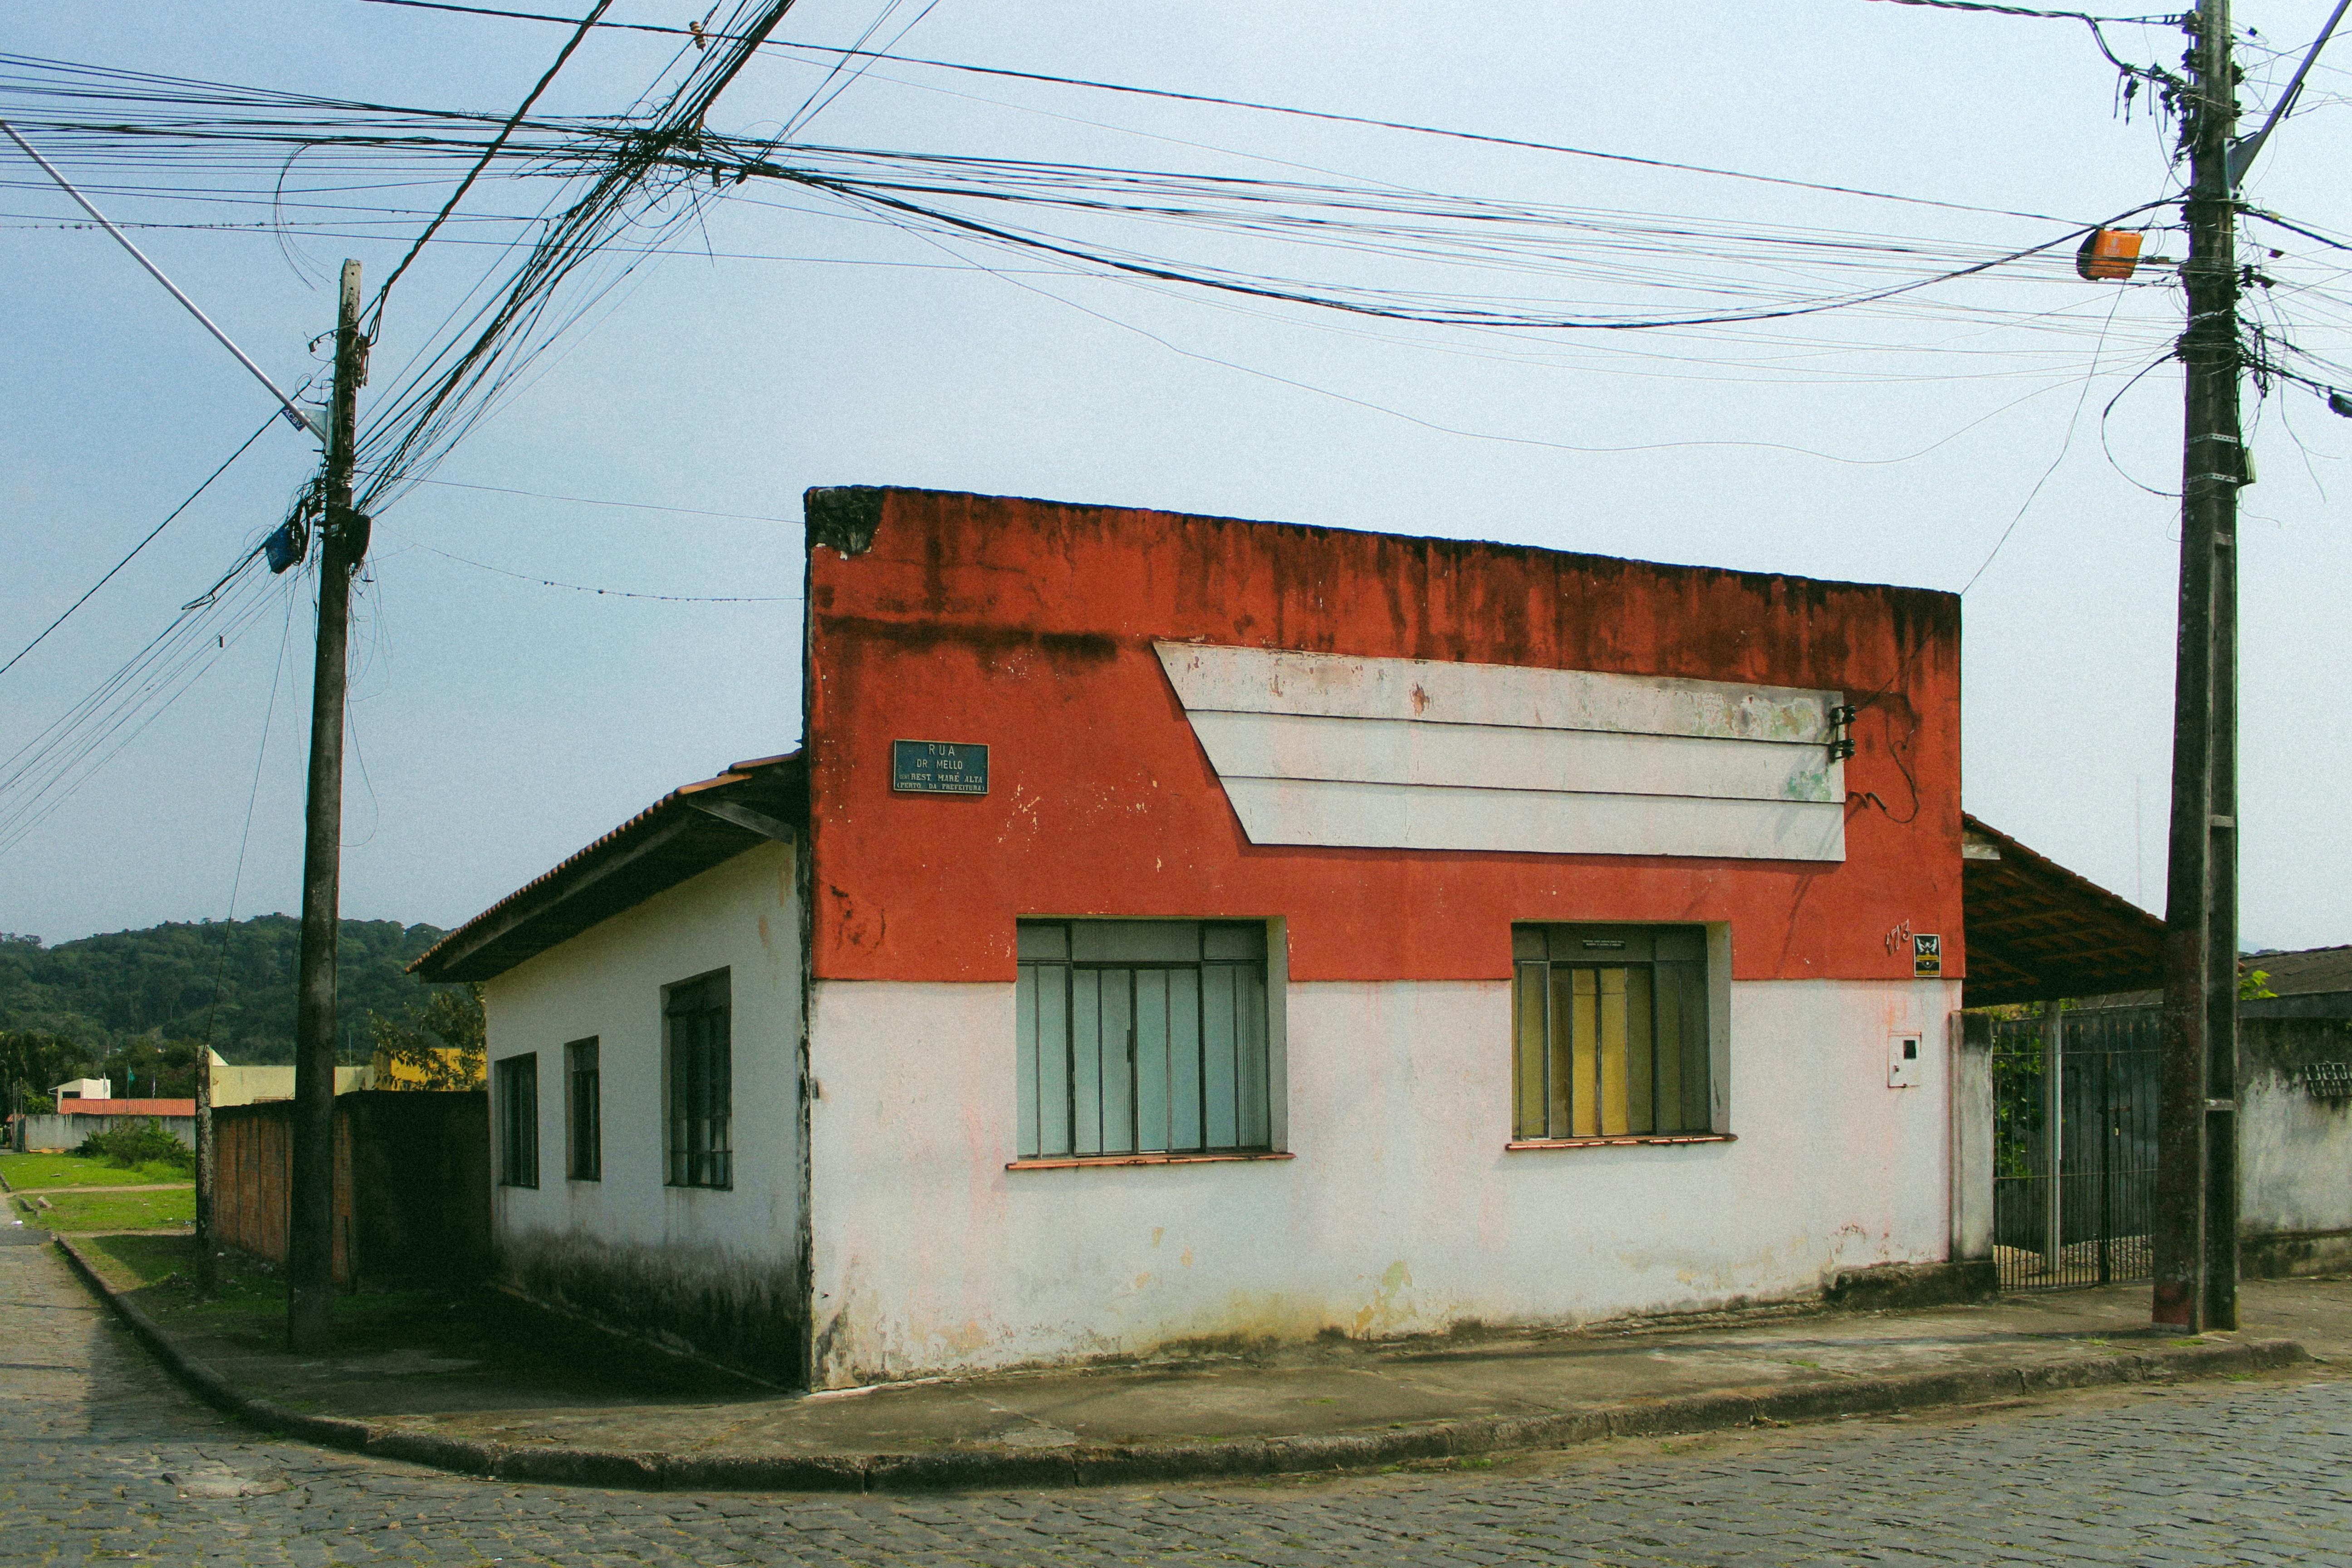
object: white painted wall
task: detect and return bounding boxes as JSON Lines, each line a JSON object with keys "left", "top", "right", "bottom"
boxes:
{"left": 2241, "top": 1075, "right": 2352, "bottom": 1239}
{"left": 484, "top": 839, "right": 803, "bottom": 1277}
{"left": 806, "top": 970, "right": 1959, "bottom": 1387}
{"left": 14, "top": 1112, "right": 193, "bottom": 1150}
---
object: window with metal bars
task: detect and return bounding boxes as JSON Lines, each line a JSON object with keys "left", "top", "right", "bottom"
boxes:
{"left": 495, "top": 1052, "right": 539, "bottom": 1188}
{"left": 1015, "top": 921, "right": 1270, "bottom": 1160}
{"left": 1511, "top": 925, "right": 1712, "bottom": 1141}
{"left": 664, "top": 972, "right": 731, "bottom": 1189}
{"left": 565, "top": 1037, "right": 601, "bottom": 1183}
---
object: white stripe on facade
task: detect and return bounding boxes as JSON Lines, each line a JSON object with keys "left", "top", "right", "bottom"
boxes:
{"left": 1187, "top": 711, "right": 1839, "bottom": 804}
{"left": 1220, "top": 777, "right": 1846, "bottom": 861}
{"left": 1154, "top": 643, "right": 1838, "bottom": 743}
{"left": 1156, "top": 644, "right": 1847, "bottom": 862}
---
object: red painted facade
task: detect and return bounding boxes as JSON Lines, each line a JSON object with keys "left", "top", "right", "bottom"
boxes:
{"left": 803, "top": 489, "right": 1962, "bottom": 986}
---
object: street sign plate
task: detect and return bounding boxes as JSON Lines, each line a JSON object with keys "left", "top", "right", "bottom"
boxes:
{"left": 892, "top": 740, "right": 988, "bottom": 796}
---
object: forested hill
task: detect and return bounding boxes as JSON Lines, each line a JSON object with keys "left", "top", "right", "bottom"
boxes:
{"left": 0, "top": 916, "right": 453, "bottom": 1064}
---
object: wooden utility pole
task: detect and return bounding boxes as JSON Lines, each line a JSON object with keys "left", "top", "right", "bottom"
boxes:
{"left": 2153, "top": 0, "right": 2241, "bottom": 1333}
{"left": 287, "top": 260, "right": 368, "bottom": 1351}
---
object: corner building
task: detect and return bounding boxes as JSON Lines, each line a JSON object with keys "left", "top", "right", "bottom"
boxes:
{"left": 798, "top": 485, "right": 1968, "bottom": 1387}
{"left": 431, "top": 485, "right": 1967, "bottom": 1390}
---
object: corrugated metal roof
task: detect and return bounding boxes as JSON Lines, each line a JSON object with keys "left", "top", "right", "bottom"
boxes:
{"left": 411, "top": 751, "right": 804, "bottom": 983}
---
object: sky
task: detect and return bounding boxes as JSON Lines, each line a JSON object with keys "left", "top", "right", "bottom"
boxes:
{"left": 3, "top": 1, "right": 2350, "bottom": 953}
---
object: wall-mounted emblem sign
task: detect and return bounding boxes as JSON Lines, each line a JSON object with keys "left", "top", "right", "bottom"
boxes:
{"left": 1912, "top": 933, "right": 1942, "bottom": 978}
{"left": 892, "top": 740, "right": 989, "bottom": 796}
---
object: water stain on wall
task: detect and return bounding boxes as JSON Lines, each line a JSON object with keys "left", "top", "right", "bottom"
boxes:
{"left": 502, "top": 1231, "right": 803, "bottom": 1385}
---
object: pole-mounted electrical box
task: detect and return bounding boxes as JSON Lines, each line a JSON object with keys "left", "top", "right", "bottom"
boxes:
{"left": 1888, "top": 1034, "right": 1922, "bottom": 1089}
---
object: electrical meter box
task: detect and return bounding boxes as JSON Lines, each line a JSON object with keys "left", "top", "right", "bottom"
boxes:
{"left": 1888, "top": 1034, "right": 1923, "bottom": 1089}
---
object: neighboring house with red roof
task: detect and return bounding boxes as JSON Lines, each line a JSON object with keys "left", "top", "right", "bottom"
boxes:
{"left": 9, "top": 1093, "right": 196, "bottom": 1152}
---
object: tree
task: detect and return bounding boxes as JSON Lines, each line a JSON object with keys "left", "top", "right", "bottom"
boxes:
{"left": 0, "top": 1029, "right": 95, "bottom": 1112}
{"left": 0, "top": 915, "right": 452, "bottom": 1065}
{"left": 96, "top": 1036, "right": 201, "bottom": 1100}
{"left": 366, "top": 984, "right": 485, "bottom": 1090}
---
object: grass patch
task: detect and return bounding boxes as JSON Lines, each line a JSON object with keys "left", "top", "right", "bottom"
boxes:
{"left": 72, "top": 1232, "right": 200, "bottom": 1291}
{"left": 22, "top": 1186, "right": 193, "bottom": 1232}
{"left": 0, "top": 1151, "right": 189, "bottom": 1190}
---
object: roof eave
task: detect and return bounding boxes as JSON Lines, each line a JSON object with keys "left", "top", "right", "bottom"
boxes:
{"left": 412, "top": 752, "right": 805, "bottom": 985}
{"left": 1960, "top": 811, "right": 2166, "bottom": 1007}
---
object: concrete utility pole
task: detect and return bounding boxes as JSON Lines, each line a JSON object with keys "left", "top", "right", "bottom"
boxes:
{"left": 2154, "top": 0, "right": 2241, "bottom": 1334}
{"left": 193, "top": 1049, "right": 215, "bottom": 1294}
{"left": 287, "top": 260, "right": 368, "bottom": 1351}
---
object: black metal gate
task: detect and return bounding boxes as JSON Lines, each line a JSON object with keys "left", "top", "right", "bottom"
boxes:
{"left": 1991, "top": 1007, "right": 2162, "bottom": 1291}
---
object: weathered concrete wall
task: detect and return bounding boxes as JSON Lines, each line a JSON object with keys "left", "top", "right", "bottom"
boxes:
{"left": 483, "top": 838, "right": 804, "bottom": 1383}
{"left": 2239, "top": 1016, "right": 2352, "bottom": 1277}
{"left": 797, "top": 488, "right": 1968, "bottom": 1387}
{"left": 12, "top": 1112, "right": 193, "bottom": 1151}
{"left": 1948, "top": 1011, "right": 1994, "bottom": 1267}
{"left": 208, "top": 1064, "right": 372, "bottom": 1107}
{"left": 806, "top": 973, "right": 1960, "bottom": 1387}
{"left": 802, "top": 490, "right": 1965, "bottom": 990}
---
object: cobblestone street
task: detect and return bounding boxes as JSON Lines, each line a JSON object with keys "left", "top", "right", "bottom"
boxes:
{"left": 6, "top": 1241, "right": 2350, "bottom": 1567}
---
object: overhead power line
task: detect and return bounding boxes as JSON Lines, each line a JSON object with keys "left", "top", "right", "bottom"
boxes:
{"left": 349, "top": 1, "right": 809, "bottom": 516}
{"left": 0, "top": 118, "right": 323, "bottom": 439}
{"left": 0, "top": 53, "right": 2173, "bottom": 340}
{"left": 2227, "top": 0, "right": 2352, "bottom": 184}
{"left": 382, "top": 529, "right": 800, "bottom": 601}
{"left": 401, "top": 473, "right": 801, "bottom": 523}
{"left": 364, "top": 0, "right": 613, "bottom": 330}
{"left": 352, "top": 0, "right": 2084, "bottom": 225}
{"left": 1864, "top": 0, "right": 2171, "bottom": 21}
{"left": 0, "top": 409, "right": 281, "bottom": 681}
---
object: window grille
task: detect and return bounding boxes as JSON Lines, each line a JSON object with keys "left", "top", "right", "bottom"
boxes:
{"left": 1512, "top": 925, "right": 1711, "bottom": 1140}
{"left": 665, "top": 973, "right": 731, "bottom": 1188}
{"left": 565, "top": 1037, "right": 601, "bottom": 1182}
{"left": 1016, "top": 921, "right": 1270, "bottom": 1159}
{"left": 495, "top": 1053, "right": 539, "bottom": 1188}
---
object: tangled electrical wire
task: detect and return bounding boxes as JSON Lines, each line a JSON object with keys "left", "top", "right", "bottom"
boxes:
{"left": 5, "top": 0, "right": 2352, "bottom": 855}
{"left": 0, "top": 42, "right": 2205, "bottom": 501}
{"left": 0, "top": 539, "right": 283, "bottom": 854}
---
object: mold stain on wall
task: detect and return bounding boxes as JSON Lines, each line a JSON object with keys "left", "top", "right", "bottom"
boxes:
{"left": 502, "top": 1231, "right": 804, "bottom": 1386}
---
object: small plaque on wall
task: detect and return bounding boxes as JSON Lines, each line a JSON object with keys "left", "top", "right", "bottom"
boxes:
{"left": 892, "top": 740, "right": 989, "bottom": 795}
{"left": 1912, "top": 933, "right": 1943, "bottom": 977}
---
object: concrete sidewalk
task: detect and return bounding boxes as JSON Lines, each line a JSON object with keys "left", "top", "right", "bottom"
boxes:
{"left": 54, "top": 1236, "right": 2346, "bottom": 1493}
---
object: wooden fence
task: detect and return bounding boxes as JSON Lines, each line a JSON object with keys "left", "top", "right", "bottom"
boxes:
{"left": 211, "top": 1090, "right": 490, "bottom": 1289}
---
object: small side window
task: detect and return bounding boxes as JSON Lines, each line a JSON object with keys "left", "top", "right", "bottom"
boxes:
{"left": 565, "top": 1038, "right": 601, "bottom": 1182}
{"left": 495, "top": 1053, "right": 539, "bottom": 1188}
{"left": 665, "top": 973, "right": 731, "bottom": 1189}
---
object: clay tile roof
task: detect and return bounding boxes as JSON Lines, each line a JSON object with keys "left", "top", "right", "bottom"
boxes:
{"left": 56, "top": 1099, "right": 196, "bottom": 1116}
{"left": 2242, "top": 943, "right": 2352, "bottom": 996}
{"left": 411, "top": 752, "right": 804, "bottom": 984}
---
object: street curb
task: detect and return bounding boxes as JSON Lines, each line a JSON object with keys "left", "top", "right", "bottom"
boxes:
{"left": 52, "top": 1235, "right": 2313, "bottom": 1494}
